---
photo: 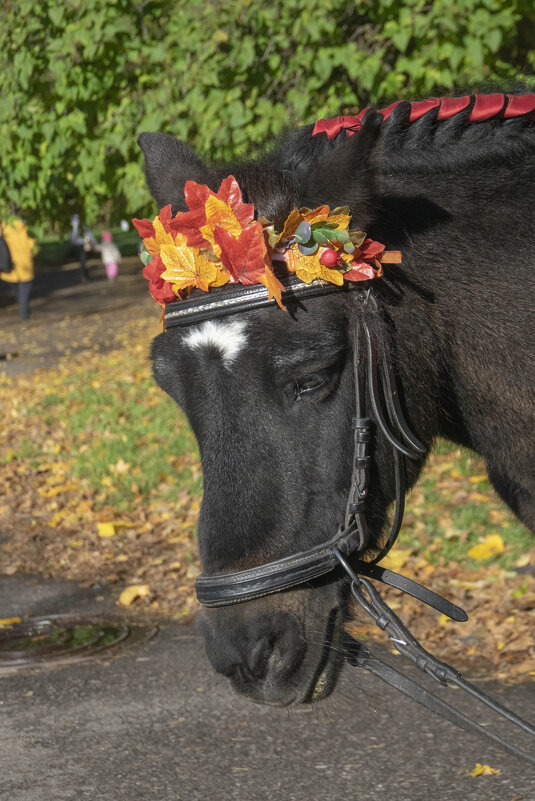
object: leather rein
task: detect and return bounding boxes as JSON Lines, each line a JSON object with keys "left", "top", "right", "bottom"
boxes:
{"left": 165, "top": 278, "right": 535, "bottom": 767}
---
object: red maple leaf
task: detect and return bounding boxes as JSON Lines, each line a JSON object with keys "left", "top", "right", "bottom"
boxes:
{"left": 142, "top": 254, "right": 177, "bottom": 305}
{"left": 360, "top": 239, "right": 385, "bottom": 259}
{"left": 159, "top": 204, "right": 173, "bottom": 231}
{"left": 168, "top": 208, "right": 210, "bottom": 248}
{"left": 216, "top": 176, "right": 254, "bottom": 228}
{"left": 213, "top": 222, "right": 267, "bottom": 284}
{"left": 169, "top": 176, "right": 254, "bottom": 247}
{"left": 132, "top": 217, "right": 156, "bottom": 239}
{"left": 343, "top": 262, "right": 378, "bottom": 282}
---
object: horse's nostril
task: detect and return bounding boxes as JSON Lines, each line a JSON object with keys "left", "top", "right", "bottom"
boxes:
{"left": 201, "top": 611, "right": 307, "bottom": 690}
{"left": 249, "top": 635, "right": 271, "bottom": 680}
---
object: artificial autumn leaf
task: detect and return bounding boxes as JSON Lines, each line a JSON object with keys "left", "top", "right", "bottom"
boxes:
{"left": 210, "top": 268, "right": 231, "bottom": 287}
{"left": 169, "top": 207, "right": 210, "bottom": 249}
{"left": 201, "top": 196, "right": 243, "bottom": 250}
{"left": 216, "top": 176, "right": 255, "bottom": 227}
{"left": 160, "top": 239, "right": 218, "bottom": 292}
{"left": 117, "top": 584, "right": 151, "bottom": 607}
{"left": 183, "top": 179, "right": 212, "bottom": 211}
{"left": 343, "top": 262, "right": 380, "bottom": 282}
{"left": 286, "top": 247, "right": 344, "bottom": 285}
{"left": 142, "top": 254, "right": 177, "bottom": 306}
{"left": 158, "top": 204, "right": 174, "bottom": 231}
{"left": 302, "top": 205, "right": 330, "bottom": 223}
{"left": 468, "top": 534, "right": 505, "bottom": 560}
{"left": 132, "top": 217, "right": 155, "bottom": 239}
{"left": 276, "top": 208, "right": 303, "bottom": 244}
{"left": 258, "top": 267, "right": 286, "bottom": 310}
{"left": 323, "top": 206, "right": 351, "bottom": 231}
{"left": 276, "top": 206, "right": 331, "bottom": 245}
{"left": 144, "top": 215, "right": 176, "bottom": 258}
{"left": 214, "top": 222, "right": 267, "bottom": 284}
{"left": 467, "top": 763, "right": 501, "bottom": 777}
{"left": 361, "top": 238, "right": 386, "bottom": 259}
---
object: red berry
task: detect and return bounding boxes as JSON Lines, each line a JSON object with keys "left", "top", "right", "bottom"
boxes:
{"left": 320, "top": 248, "right": 339, "bottom": 266}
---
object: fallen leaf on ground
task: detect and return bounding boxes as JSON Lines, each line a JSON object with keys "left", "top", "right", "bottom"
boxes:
{"left": 0, "top": 617, "right": 22, "bottom": 627}
{"left": 467, "top": 763, "right": 501, "bottom": 777}
{"left": 468, "top": 534, "right": 505, "bottom": 560}
{"left": 118, "top": 584, "right": 151, "bottom": 606}
{"left": 97, "top": 522, "right": 116, "bottom": 538}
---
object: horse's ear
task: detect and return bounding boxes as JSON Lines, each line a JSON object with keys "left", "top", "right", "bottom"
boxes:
{"left": 299, "top": 110, "right": 383, "bottom": 226}
{"left": 137, "top": 132, "right": 214, "bottom": 213}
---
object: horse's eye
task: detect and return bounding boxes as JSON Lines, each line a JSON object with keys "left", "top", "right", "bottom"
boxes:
{"left": 294, "top": 373, "right": 327, "bottom": 400}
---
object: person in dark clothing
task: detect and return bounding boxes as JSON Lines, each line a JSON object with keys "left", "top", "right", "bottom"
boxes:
{"left": 70, "top": 214, "right": 97, "bottom": 283}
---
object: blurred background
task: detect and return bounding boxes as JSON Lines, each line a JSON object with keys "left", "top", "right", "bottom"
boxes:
{"left": 0, "top": 0, "right": 534, "bottom": 678}
{"left": 1, "top": 0, "right": 534, "bottom": 234}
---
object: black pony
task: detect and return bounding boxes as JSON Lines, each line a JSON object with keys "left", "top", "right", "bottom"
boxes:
{"left": 138, "top": 94, "right": 535, "bottom": 706}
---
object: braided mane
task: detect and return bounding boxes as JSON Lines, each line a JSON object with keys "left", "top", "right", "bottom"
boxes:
{"left": 313, "top": 93, "right": 535, "bottom": 138}
{"left": 272, "top": 93, "right": 535, "bottom": 176}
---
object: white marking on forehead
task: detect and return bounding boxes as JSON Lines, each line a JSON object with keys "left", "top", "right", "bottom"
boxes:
{"left": 183, "top": 319, "right": 248, "bottom": 364}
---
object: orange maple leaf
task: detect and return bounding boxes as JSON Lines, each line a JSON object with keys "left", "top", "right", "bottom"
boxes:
{"left": 276, "top": 206, "right": 331, "bottom": 244}
{"left": 144, "top": 215, "right": 176, "bottom": 258}
{"left": 258, "top": 267, "right": 286, "bottom": 310}
{"left": 214, "top": 222, "right": 267, "bottom": 284}
{"left": 201, "top": 196, "right": 244, "bottom": 251}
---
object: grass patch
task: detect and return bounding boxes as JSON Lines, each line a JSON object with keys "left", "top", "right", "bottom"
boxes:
{"left": 402, "top": 441, "right": 532, "bottom": 570}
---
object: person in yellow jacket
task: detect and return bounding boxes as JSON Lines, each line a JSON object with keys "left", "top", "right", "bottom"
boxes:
{"left": 0, "top": 218, "right": 36, "bottom": 320}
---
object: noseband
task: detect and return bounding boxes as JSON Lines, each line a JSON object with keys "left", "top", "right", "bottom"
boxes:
{"left": 165, "top": 277, "right": 535, "bottom": 766}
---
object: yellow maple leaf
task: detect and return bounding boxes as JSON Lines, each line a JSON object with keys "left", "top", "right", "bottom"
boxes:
{"left": 201, "top": 196, "right": 243, "bottom": 251}
{"left": 286, "top": 247, "right": 344, "bottom": 285}
{"left": 467, "top": 534, "right": 505, "bottom": 560}
{"left": 324, "top": 207, "right": 351, "bottom": 231}
{"left": 117, "top": 584, "right": 151, "bottom": 607}
{"left": 467, "top": 763, "right": 501, "bottom": 777}
{"left": 160, "top": 241, "right": 218, "bottom": 292}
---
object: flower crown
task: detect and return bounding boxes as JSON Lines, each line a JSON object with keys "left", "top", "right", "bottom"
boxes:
{"left": 132, "top": 175, "right": 401, "bottom": 310}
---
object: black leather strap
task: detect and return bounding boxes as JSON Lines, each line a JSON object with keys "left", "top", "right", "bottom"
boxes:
{"left": 164, "top": 276, "right": 360, "bottom": 329}
{"left": 350, "top": 559, "right": 468, "bottom": 622}
{"left": 345, "top": 639, "right": 535, "bottom": 767}
{"left": 195, "top": 522, "right": 366, "bottom": 607}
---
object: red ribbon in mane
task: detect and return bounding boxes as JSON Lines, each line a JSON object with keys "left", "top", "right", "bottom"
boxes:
{"left": 312, "top": 93, "right": 535, "bottom": 140}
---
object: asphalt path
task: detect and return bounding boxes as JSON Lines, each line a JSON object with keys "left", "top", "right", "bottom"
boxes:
{"left": 0, "top": 575, "right": 534, "bottom": 801}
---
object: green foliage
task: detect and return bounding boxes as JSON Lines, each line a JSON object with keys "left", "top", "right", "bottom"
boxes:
{"left": 0, "top": 0, "right": 533, "bottom": 233}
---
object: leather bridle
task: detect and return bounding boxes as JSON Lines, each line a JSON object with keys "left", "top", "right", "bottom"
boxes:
{"left": 164, "top": 276, "right": 535, "bottom": 766}
{"left": 171, "top": 281, "right": 462, "bottom": 619}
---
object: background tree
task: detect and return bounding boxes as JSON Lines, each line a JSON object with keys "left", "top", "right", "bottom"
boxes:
{"left": 0, "top": 0, "right": 533, "bottom": 233}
